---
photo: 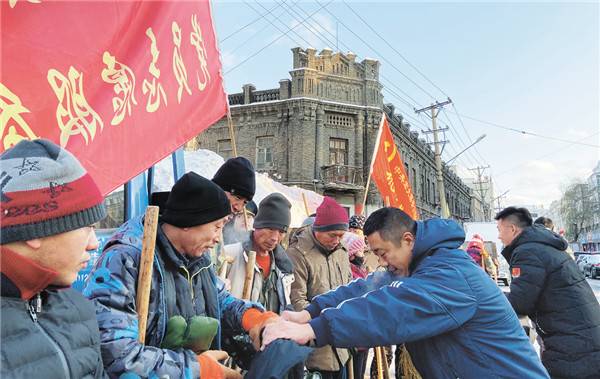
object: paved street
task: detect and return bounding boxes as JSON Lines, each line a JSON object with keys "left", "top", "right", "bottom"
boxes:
{"left": 587, "top": 278, "right": 600, "bottom": 303}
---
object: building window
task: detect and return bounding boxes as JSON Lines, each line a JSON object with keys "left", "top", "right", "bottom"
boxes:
{"left": 329, "top": 138, "right": 348, "bottom": 165}
{"left": 217, "top": 139, "right": 232, "bottom": 160}
{"left": 326, "top": 113, "right": 353, "bottom": 127}
{"left": 255, "top": 136, "right": 274, "bottom": 170}
{"left": 411, "top": 168, "right": 417, "bottom": 193}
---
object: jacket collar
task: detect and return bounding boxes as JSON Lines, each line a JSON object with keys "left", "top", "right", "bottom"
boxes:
{"left": 156, "top": 223, "right": 209, "bottom": 271}
{"left": 242, "top": 232, "right": 294, "bottom": 274}
{"left": 0, "top": 247, "right": 59, "bottom": 300}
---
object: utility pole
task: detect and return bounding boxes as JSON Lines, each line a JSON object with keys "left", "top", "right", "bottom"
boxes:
{"left": 415, "top": 99, "right": 452, "bottom": 218}
{"left": 469, "top": 165, "right": 491, "bottom": 221}
{"left": 493, "top": 189, "right": 510, "bottom": 214}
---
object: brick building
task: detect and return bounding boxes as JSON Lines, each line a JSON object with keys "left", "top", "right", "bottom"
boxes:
{"left": 193, "top": 47, "right": 473, "bottom": 220}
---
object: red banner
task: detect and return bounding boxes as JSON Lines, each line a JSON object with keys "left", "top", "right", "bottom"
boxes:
{"left": 1, "top": 0, "right": 227, "bottom": 195}
{"left": 370, "top": 115, "right": 419, "bottom": 219}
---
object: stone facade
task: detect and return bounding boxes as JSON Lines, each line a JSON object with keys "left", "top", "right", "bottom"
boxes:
{"left": 194, "top": 47, "right": 473, "bottom": 220}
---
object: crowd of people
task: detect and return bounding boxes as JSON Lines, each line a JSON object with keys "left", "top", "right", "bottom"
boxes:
{"left": 2, "top": 139, "right": 600, "bottom": 379}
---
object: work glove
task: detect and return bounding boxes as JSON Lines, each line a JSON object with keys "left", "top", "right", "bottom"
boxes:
{"left": 248, "top": 312, "right": 279, "bottom": 351}
{"left": 197, "top": 350, "right": 242, "bottom": 379}
{"left": 162, "top": 315, "right": 219, "bottom": 353}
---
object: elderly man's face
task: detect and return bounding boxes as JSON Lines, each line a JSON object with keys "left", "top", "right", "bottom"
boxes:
{"left": 253, "top": 228, "right": 285, "bottom": 252}
{"left": 225, "top": 192, "right": 248, "bottom": 214}
{"left": 178, "top": 216, "right": 229, "bottom": 257}
{"left": 314, "top": 230, "right": 345, "bottom": 251}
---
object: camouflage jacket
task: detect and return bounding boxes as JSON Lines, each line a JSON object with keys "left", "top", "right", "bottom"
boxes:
{"left": 84, "top": 216, "right": 261, "bottom": 379}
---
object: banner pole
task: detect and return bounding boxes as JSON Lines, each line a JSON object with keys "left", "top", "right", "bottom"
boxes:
{"left": 361, "top": 115, "right": 386, "bottom": 215}
{"left": 226, "top": 106, "right": 238, "bottom": 157}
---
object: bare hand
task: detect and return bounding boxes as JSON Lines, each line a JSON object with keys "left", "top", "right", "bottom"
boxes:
{"left": 281, "top": 310, "right": 311, "bottom": 324}
{"left": 249, "top": 315, "right": 279, "bottom": 351}
{"left": 261, "top": 319, "right": 316, "bottom": 350}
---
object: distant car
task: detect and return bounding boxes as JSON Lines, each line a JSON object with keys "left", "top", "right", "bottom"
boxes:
{"left": 577, "top": 254, "right": 592, "bottom": 273}
{"left": 583, "top": 255, "right": 600, "bottom": 279}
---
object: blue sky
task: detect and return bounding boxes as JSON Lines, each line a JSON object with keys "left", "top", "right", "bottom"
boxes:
{"left": 211, "top": 0, "right": 599, "bottom": 209}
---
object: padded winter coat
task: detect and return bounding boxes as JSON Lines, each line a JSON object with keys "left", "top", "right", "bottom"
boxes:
{"left": 84, "top": 216, "right": 260, "bottom": 379}
{"left": 1, "top": 263, "right": 105, "bottom": 378}
{"left": 305, "top": 218, "right": 550, "bottom": 379}
{"left": 287, "top": 227, "right": 352, "bottom": 372}
{"left": 503, "top": 225, "right": 600, "bottom": 379}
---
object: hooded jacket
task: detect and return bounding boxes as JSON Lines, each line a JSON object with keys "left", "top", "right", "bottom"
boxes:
{"left": 83, "top": 216, "right": 261, "bottom": 379}
{"left": 305, "top": 218, "right": 549, "bottom": 379}
{"left": 502, "top": 225, "right": 600, "bottom": 379}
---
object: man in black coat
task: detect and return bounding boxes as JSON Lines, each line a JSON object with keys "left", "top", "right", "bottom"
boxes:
{"left": 496, "top": 206, "right": 600, "bottom": 379}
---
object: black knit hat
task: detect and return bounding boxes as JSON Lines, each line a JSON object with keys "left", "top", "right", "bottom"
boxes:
{"left": 253, "top": 193, "right": 292, "bottom": 232}
{"left": 162, "top": 172, "right": 230, "bottom": 227}
{"left": 212, "top": 157, "right": 256, "bottom": 201}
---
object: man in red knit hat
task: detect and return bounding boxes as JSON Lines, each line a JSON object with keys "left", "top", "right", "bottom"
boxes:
{"left": 286, "top": 196, "right": 352, "bottom": 378}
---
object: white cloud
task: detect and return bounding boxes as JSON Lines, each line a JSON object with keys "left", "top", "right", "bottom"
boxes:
{"left": 501, "top": 158, "right": 597, "bottom": 208}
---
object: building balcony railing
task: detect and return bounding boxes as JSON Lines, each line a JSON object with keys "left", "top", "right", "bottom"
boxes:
{"left": 320, "top": 164, "right": 364, "bottom": 188}
{"left": 253, "top": 89, "right": 280, "bottom": 102}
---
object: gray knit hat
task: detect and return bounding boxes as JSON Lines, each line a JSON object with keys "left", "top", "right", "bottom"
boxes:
{"left": 253, "top": 193, "right": 292, "bottom": 232}
{"left": 1, "top": 139, "right": 106, "bottom": 244}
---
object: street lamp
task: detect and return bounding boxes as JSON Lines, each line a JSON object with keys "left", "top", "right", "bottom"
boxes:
{"left": 446, "top": 134, "right": 487, "bottom": 165}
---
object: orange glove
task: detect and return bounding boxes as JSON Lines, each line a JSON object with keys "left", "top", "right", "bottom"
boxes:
{"left": 197, "top": 350, "right": 241, "bottom": 379}
{"left": 242, "top": 309, "right": 279, "bottom": 350}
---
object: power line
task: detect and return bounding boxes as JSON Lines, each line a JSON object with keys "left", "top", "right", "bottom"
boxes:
{"left": 223, "top": 0, "right": 334, "bottom": 75}
{"left": 495, "top": 131, "right": 600, "bottom": 177}
{"left": 340, "top": 0, "right": 449, "bottom": 99}
{"left": 219, "top": 1, "right": 286, "bottom": 43}
{"left": 227, "top": 1, "right": 296, "bottom": 56}
{"left": 312, "top": 0, "right": 435, "bottom": 106}
{"left": 243, "top": 0, "right": 313, "bottom": 48}
{"left": 451, "top": 112, "right": 600, "bottom": 148}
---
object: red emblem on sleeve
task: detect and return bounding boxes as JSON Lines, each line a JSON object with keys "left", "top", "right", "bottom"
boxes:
{"left": 512, "top": 267, "right": 521, "bottom": 278}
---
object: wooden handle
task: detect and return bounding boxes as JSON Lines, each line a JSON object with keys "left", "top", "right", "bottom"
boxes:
{"left": 242, "top": 250, "right": 257, "bottom": 300}
{"left": 302, "top": 192, "right": 310, "bottom": 216}
{"left": 243, "top": 206, "right": 250, "bottom": 231}
{"left": 375, "top": 346, "right": 384, "bottom": 379}
{"left": 218, "top": 255, "right": 234, "bottom": 280}
{"left": 135, "top": 206, "right": 160, "bottom": 345}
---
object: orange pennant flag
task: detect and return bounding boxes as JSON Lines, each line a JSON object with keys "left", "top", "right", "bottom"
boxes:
{"left": 370, "top": 115, "right": 419, "bottom": 220}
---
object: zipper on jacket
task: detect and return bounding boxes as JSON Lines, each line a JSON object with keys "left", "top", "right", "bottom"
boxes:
{"left": 180, "top": 265, "right": 208, "bottom": 301}
{"left": 28, "top": 294, "right": 71, "bottom": 379}
{"left": 180, "top": 266, "right": 195, "bottom": 300}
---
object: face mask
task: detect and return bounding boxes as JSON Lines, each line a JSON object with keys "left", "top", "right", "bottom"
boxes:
{"left": 351, "top": 256, "right": 365, "bottom": 266}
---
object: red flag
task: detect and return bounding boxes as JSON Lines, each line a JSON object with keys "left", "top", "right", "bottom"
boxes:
{"left": 369, "top": 115, "right": 419, "bottom": 219}
{"left": 1, "top": 1, "right": 227, "bottom": 195}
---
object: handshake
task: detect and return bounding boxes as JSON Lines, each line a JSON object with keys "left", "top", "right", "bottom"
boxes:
{"left": 250, "top": 310, "right": 316, "bottom": 351}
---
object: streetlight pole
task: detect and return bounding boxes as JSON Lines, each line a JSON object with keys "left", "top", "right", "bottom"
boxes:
{"left": 446, "top": 134, "right": 487, "bottom": 165}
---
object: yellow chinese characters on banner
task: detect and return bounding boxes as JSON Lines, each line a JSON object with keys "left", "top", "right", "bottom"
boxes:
{"left": 8, "top": 0, "right": 40, "bottom": 9}
{"left": 0, "top": 83, "right": 38, "bottom": 150}
{"left": 101, "top": 52, "right": 138, "bottom": 126}
{"left": 371, "top": 115, "right": 419, "bottom": 219}
{"left": 190, "top": 14, "right": 211, "bottom": 91}
{"left": 142, "top": 28, "right": 168, "bottom": 113}
{"left": 47, "top": 67, "right": 104, "bottom": 147}
{"left": 172, "top": 22, "right": 192, "bottom": 104}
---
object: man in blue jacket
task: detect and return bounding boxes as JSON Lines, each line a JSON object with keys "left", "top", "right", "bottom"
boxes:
{"left": 262, "top": 207, "right": 550, "bottom": 378}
